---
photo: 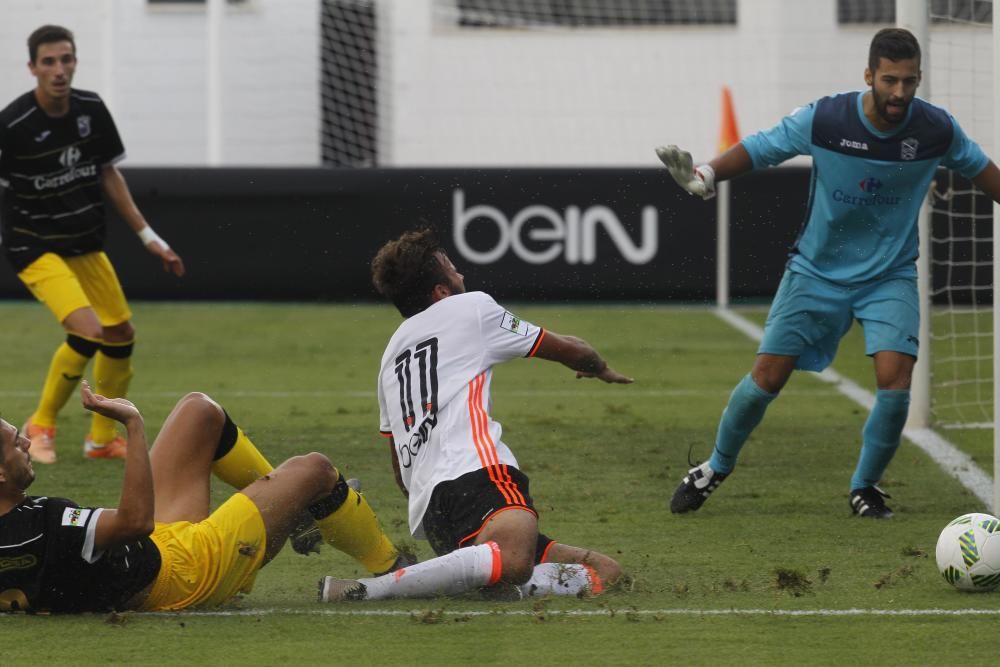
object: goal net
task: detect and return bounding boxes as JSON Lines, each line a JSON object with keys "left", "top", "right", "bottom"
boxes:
{"left": 320, "top": 0, "right": 380, "bottom": 167}
{"left": 319, "top": 0, "right": 739, "bottom": 167}
{"left": 925, "top": 0, "right": 996, "bottom": 429}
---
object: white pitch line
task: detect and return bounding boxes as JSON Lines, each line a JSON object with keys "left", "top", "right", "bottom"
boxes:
{"left": 126, "top": 607, "right": 1000, "bottom": 618}
{"left": 715, "top": 308, "right": 994, "bottom": 508}
{"left": 0, "top": 388, "right": 846, "bottom": 399}
{"left": 3, "top": 607, "right": 999, "bottom": 619}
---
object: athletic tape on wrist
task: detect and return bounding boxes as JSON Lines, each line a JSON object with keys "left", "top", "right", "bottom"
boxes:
{"left": 137, "top": 226, "right": 169, "bottom": 249}
{"left": 695, "top": 164, "right": 717, "bottom": 199}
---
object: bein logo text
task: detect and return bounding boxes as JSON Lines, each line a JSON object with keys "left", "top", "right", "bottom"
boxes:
{"left": 452, "top": 189, "right": 658, "bottom": 265}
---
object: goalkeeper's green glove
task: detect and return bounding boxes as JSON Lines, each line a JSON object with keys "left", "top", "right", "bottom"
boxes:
{"left": 655, "top": 145, "right": 716, "bottom": 200}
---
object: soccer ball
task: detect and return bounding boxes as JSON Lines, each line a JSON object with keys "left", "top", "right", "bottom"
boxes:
{"left": 935, "top": 513, "right": 1000, "bottom": 592}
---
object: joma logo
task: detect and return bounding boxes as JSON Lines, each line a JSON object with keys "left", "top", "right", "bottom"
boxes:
{"left": 840, "top": 138, "right": 869, "bottom": 151}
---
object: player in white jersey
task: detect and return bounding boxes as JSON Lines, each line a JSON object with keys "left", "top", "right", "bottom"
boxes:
{"left": 319, "top": 228, "right": 631, "bottom": 602}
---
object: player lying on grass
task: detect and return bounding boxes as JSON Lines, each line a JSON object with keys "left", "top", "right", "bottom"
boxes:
{"left": 0, "top": 383, "right": 406, "bottom": 613}
{"left": 656, "top": 27, "right": 1000, "bottom": 519}
{"left": 319, "top": 227, "right": 627, "bottom": 602}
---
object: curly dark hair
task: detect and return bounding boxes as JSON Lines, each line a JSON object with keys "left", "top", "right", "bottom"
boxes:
{"left": 371, "top": 228, "right": 450, "bottom": 317}
{"left": 28, "top": 25, "right": 76, "bottom": 64}
{"left": 868, "top": 28, "right": 920, "bottom": 73}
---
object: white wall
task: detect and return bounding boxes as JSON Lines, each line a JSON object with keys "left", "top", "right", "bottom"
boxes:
{"left": 1, "top": 0, "right": 992, "bottom": 167}
{"left": 0, "top": 0, "right": 320, "bottom": 166}
{"left": 383, "top": 0, "right": 995, "bottom": 166}
{"left": 929, "top": 26, "right": 996, "bottom": 157}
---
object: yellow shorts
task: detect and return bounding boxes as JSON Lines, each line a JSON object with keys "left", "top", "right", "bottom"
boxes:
{"left": 17, "top": 251, "right": 131, "bottom": 326}
{"left": 140, "top": 493, "right": 267, "bottom": 611}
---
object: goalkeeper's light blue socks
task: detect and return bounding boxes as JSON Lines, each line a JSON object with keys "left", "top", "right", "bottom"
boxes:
{"left": 708, "top": 375, "right": 910, "bottom": 489}
{"left": 850, "top": 388, "right": 910, "bottom": 491}
{"left": 709, "top": 373, "right": 778, "bottom": 474}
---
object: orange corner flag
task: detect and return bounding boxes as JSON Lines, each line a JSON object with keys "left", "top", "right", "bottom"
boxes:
{"left": 718, "top": 86, "right": 741, "bottom": 154}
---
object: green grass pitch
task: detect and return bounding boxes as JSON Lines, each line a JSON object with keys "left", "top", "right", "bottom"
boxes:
{"left": 0, "top": 301, "right": 996, "bottom": 665}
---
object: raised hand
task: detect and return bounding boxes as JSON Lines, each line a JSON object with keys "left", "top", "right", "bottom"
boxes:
{"left": 80, "top": 381, "right": 142, "bottom": 424}
{"left": 655, "top": 145, "right": 716, "bottom": 200}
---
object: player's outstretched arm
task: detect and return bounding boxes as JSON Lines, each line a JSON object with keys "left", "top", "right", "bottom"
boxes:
{"left": 533, "top": 332, "right": 633, "bottom": 384}
{"left": 655, "top": 143, "right": 754, "bottom": 199}
{"left": 80, "top": 381, "right": 155, "bottom": 548}
{"left": 972, "top": 160, "right": 1000, "bottom": 204}
{"left": 100, "top": 164, "right": 186, "bottom": 277}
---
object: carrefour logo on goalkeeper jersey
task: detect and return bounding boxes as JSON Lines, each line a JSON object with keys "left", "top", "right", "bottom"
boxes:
{"left": 831, "top": 176, "right": 900, "bottom": 207}
{"left": 858, "top": 177, "right": 882, "bottom": 193}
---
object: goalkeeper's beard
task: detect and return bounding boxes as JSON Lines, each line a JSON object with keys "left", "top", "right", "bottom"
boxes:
{"left": 872, "top": 89, "right": 910, "bottom": 126}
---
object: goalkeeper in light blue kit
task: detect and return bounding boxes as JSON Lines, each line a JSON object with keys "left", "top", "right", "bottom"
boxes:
{"left": 657, "top": 28, "right": 1000, "bottom": 518}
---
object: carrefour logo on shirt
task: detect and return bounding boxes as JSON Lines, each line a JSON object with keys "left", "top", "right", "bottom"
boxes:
{"left": 832, "top": 176, "right": 900, "bottom": 206}
{"left": 858, "top": 177, "right": 882, "bottom": 193}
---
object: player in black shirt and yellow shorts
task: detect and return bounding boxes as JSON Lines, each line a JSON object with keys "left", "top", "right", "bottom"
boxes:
{"left": 0, "top": 383, "right": 407, "bottom": 614}
{"left": 0, "top": 25, "right": 185, "bottom": 463}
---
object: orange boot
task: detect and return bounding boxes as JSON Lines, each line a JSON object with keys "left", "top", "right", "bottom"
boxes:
{"left": 23, "top": 419, "right": 57, "bottom": 464}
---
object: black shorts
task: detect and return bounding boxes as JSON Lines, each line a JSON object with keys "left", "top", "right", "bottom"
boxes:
{"left": 422, "top": 465, "right": 554, "bottom": 564}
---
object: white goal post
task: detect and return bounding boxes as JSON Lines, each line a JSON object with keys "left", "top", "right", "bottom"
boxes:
{"left": 994, "top": 3, "right": 999, "bottom": 515}
{"left": 898, "top": 1, "right": 932, "bottom": 433}
{"left": 902, "top": 0, "right": 998, "bottom": 512}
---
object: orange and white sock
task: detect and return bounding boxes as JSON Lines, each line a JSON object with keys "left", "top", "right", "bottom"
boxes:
{"left": 358, "top": 541, "right": 501, "bottom": 600}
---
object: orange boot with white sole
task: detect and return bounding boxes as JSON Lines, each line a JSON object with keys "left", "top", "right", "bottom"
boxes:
{"left": 22, "top": 419, "right": 57, "bottom": 464}
{"left": 84, "top": 434, "right": 127, "bottom": 459}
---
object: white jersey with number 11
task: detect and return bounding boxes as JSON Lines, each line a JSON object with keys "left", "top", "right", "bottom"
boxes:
{"left": 377, "top": 291, "right": 545, "bottom": 538}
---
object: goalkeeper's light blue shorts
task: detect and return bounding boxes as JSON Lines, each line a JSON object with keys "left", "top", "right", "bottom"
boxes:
{"left": 757, "top": 269, "right": 919, "bottom": 372}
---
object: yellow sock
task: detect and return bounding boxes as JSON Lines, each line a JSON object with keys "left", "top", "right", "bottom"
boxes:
{"left": 315, "top": 483, "right": 399, "bottom": 574}
{"left": 211, "top": 423, "right": 274, "bottom": 489}
{"left": 90, "top": 341, "right": 135, "bottom": 444}
{"left": 34, "top": 336, "right": 98, "bottom": 427}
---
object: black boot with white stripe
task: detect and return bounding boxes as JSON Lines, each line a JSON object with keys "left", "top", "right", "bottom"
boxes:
{"left": 670, "top": 461, "right": 729, "bottom": 514}
{"left": 849, "top": 485, "right": 893, "bottom": 519}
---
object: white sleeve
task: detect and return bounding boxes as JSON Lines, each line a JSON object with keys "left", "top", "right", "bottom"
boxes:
{"left": 377, "top": 373, "right": 392, "bottom": 436}
{"left": 81, "top": 508, "right": 105, "bottom": 564}
{"left": 477, "top": 294, "right": 545, "bottom": 367}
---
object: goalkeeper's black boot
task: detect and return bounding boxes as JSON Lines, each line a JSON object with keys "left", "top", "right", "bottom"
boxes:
{"left": 670, "top": 461, "right": 729, "bottom": 514}
{"left": 849, "top": 486, "right": 893, "bottom": 519}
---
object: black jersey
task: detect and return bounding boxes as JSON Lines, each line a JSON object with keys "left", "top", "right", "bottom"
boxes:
{"left": 0, "top": 496, "right": 160, "bottom": 613}
{"left": 0, "top": 89, "right": 125, "bottom": 272}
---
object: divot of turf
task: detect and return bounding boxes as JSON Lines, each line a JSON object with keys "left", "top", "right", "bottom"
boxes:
{"left": 720, "top": 578, "right": 751, "bottom": 592}
{"left": 410, "top": 608, "right": 447, "bottom": 624}
{"left": 771, "top": 568, "right": 813, "bottom": 596}
{"left": 874, "top": 564, "right": 916, "bottom": 589}
{"left": 901, "top": 545, "right": 927, "bottom": 558}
